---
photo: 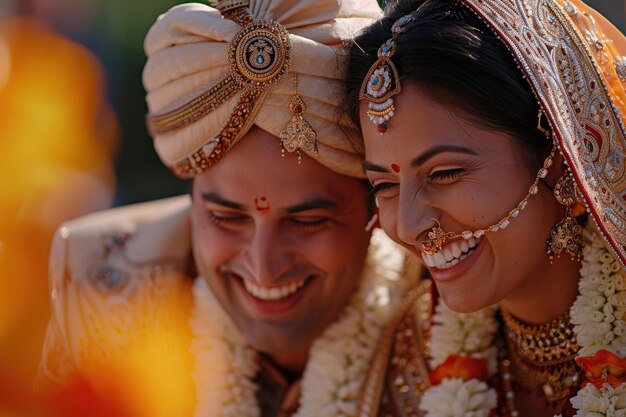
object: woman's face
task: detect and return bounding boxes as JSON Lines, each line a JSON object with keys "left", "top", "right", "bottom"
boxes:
{"left": 361, "top": 84, "right": 563, "bottom": 312}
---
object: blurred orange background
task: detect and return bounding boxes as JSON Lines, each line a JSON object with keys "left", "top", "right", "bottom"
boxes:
{"left": 0, "top": 0, "right": 623, "bottom": 415}
{"left": 0, "top": 0, "right": 188, "bottom": 414}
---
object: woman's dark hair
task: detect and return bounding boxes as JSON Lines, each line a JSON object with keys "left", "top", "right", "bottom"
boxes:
{"left": 343, "top": 0, "right": 552, "bottom": 171}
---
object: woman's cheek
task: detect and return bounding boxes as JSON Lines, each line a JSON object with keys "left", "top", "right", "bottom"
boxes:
{"left": 377, "top": 204, "right": 402, "bottom": 246}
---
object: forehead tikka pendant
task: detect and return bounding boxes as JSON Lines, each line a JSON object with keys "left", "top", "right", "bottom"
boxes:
{"left": 280, "top": 74, "right": 318, "bottom": 163}
{"left": 359, "top": 14, "right": 414, "bottom": 134}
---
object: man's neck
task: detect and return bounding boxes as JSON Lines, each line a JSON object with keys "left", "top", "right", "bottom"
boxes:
{"left": 265, "top": 349, "right": 309, "bottom": 381}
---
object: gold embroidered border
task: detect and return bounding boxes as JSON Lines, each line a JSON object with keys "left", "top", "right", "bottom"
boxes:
{"left": 357, "top": 285, "right": 425, "bottom": 417}
{"left": 462, "top": 0, "right": 626, "bottom": 267}
{"left": 172, "top": 87, "right": 262, "bottom": 178}
{"left": 147, "top": 75, "right": 238, "bottom": 135}
{"left": 223, "top": 6, "right": 253, "bottom": 26}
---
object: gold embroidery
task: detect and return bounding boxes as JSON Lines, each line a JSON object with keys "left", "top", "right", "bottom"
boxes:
{"left": 173, "top": 88, "right": 263, "bottom": 178}
{"left": 461, "top": 0, "right": 626, "bottom": 267}
{"left": 358, "top": 284, "right": 428, "bottom": 417}
{"left": 147, "top": 76, "right": 238, "bottom": 135}
{"left": 147, "top": 5, "right": 293, "bottom": 178}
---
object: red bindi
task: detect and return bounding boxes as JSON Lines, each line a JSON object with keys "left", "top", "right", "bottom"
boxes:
{"left": 254, "top": 197, "right": 270, "bottom": 214}
{"left": 391, "top": 163, "right": 400, "bottom": 173}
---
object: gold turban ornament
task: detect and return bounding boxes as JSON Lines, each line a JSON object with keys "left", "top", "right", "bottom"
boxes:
{"left": 143, "top": 0, "right": 381, "bottom": 178}
{"left": 457, "top": 0, "right": 626, "bottom": 266}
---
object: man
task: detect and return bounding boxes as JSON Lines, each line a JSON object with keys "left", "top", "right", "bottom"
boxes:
{"left": 37, "top": 1, "right": 422, "bottom": 416}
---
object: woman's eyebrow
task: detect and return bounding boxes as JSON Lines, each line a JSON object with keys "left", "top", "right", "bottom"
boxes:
{"left": 410, "top": 145, "right": 478, "bottom": 168}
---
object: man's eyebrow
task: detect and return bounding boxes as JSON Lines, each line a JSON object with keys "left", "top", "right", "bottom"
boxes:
{"left": 411, "top": 145, "right": 478, "bottom": 168}
{"left": 363, "top": 161, "right": 390, "bottom": 173}
{"left": 285, "top": 197, "right": 338, "bottom": 214}
{"left": 201, "top": 192, "right": 245, "bottom": 210}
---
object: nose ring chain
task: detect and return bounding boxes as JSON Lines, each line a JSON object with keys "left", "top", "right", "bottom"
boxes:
{"left": 421, "top": 145, "right": 557, "bottom": 255}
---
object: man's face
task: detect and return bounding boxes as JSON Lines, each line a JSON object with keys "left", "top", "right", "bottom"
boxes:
{"left": 190, "top": 127, "right": 371, "bottom": 358}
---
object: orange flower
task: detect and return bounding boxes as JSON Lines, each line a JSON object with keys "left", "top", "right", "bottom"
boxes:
{"left": 576, "top": 349, "right": 626, "bottom": 388}
{"left": 429, "top": 355, "right": 489, "bottom": 385}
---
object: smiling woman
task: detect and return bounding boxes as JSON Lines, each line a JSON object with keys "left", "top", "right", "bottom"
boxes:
{"left": 345, "top": 0, "right": 626, "bottom": 416}
{"left": 361, "top": 85, "right": 574, "bottom": 318}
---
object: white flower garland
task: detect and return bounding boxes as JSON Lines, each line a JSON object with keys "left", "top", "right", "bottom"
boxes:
{"left": 419, "top": 228, "right": 626, "bottom": 417}
{"left": 570, "top": 383, "right": 626, "bottom": 417}
{"left": 189, "top": 230, "right": 409, "bottom": 417}
{"left": 428, "top": 302, "right": 499, "bottom": 374}
{"left": 420, "top": 378, "right": 497, "bottom": 417}
{"left": 190, "top": 279, "right": 260, "bottom": 417}
{"left": 569, "top": 229, "right": 626, "bottom": 417}
{"left": 570, "top": 230, "right": 626, "bottom": 358}
{"left": 420, "top": 303, "right": 499, "bottom": 417}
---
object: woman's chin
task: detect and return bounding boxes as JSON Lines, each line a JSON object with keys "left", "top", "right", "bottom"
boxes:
{"left": 436, "top": 287, "right": 492, "bottom": 314}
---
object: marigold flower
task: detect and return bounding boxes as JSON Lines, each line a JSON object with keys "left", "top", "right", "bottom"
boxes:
{"left": 429, "top": 355, "right": 488, "bottom": 385}
{"left": 576, "top": 349, "right": 626, "bottom": 388}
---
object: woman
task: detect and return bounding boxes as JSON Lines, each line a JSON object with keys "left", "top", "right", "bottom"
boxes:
{"left": 344, "top": 0, "right": 626, "bottom": 416}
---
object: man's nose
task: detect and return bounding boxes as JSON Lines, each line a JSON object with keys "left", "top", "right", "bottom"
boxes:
{"left": 243, "top": 225, "right": 292, "bottom": 286}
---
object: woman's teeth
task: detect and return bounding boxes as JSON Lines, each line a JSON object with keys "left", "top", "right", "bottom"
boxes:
{"left": 422, "top": 236, "right": 481, "bottom": 270}
{"left": 243, "top": 278, "right": 308, "bottom": 300}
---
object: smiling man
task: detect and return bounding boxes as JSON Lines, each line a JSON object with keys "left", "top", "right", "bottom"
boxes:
{"left": 190, "top": 126, "right": 375, "bottom": 375}
{"left": 36, "top": 1, "right": 423, "bottom": 416}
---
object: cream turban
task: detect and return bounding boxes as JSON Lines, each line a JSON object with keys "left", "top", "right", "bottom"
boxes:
{"left": 143, "top": 0, "right": 381, "bottom": 178}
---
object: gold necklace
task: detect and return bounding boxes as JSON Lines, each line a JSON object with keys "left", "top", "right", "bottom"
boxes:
{"left": 500, "top": 307, "right": 580, "bottom": 402}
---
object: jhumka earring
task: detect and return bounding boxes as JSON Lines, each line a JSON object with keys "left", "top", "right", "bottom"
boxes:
{"left": 280, "top": 73, "right": 318, "bottom": 163}
{"left": 547, "top": 167, "right": 584, "bottom": 262}
{"left": 535, "top": 109, "right": 585, "bottom": 263}
{"left": 359, "top": 14, "right": 415, "bottom": 134}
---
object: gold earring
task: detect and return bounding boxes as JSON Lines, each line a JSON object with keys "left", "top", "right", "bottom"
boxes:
{"left": 546, "top": 169, "right": 584, "bottom": 263}
{"left": 280, "top": 74, "right": 318, "bottom": 163}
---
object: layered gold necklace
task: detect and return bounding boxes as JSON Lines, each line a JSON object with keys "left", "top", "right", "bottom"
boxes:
{"left": 500, "top": 307, "right": 581, "bottom": 404}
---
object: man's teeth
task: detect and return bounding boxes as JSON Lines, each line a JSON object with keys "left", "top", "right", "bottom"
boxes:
{"left": 243, "top": 278, "right": 307, "bottom": 300}
{"left": 422, "top": 236, "right": 481, "bottom": 270}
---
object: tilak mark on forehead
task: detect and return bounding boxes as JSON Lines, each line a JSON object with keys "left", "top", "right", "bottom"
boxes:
{"left": 254, "top": 197, "right": 270, "bottom": 213}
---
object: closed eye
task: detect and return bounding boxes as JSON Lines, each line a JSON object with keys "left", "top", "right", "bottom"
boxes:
{"left": 370, "top": 182, "right": 398, "bottom": 197}
{"left": 208, "top": 211, "right": 248, "bottom": 225}
{"left": 288, "top": 217, "right": 331, "bottom": 229}
{"left": 428, "top": 168, "right": 465, "bottom": 183}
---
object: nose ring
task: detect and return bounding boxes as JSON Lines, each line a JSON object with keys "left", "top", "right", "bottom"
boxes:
{"left": 422, "top": 218, "right": 454, "bottom": 255}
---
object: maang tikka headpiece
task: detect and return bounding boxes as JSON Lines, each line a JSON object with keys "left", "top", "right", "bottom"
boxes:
{"left": 359, "top": 2, "right": 473, "bottom": 135}
{"left": 359, "top": 14, "right": 415, "bottom": 134}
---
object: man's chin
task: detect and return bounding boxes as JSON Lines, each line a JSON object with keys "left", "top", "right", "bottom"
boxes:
{"left": 240, "top": 320, "right": 321, "bottom": 355}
